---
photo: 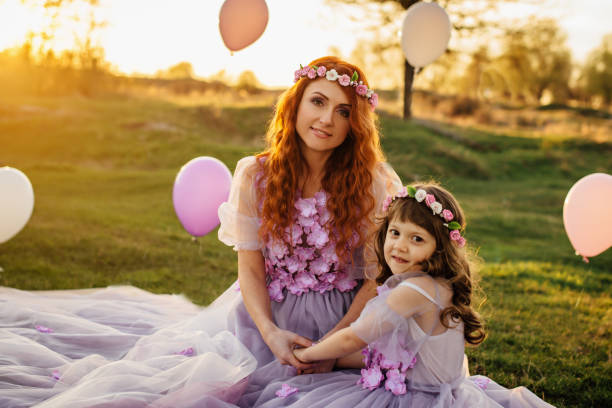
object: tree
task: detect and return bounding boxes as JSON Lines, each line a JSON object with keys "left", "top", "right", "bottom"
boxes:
{"left": 156, "top": 62, "right": 195, "bottom": 80}
{"left": 326, "top": 0, "right": 539, "bottom": 118}
{"left": 580, "top": 33, "right": 612, "bottom": 107}
{"left": 235, "top": 70, "right": 262, "bottom": 94}
{"left": 491, "top": 18, "right": 571, "bottom": 104}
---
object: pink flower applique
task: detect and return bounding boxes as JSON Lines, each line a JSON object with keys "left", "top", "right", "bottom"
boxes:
{"left": 51, "top": 370, "right": 61, "bottom": 381}
{"left": 295, "top": 197, "right": 317, "bottom": 217}
{"left": 442, "top": 209, "right": 454, "bottom": 222}
{"left": 234, "top": 281, "right": 241, "bottom": 292}
{"left": 307, "top": 224, "right": 329, "bottom": 249}
{"left": 398, "top": 349, "right": 418, "bottom": 370}
{"left": 268, "top": 239, "right": 288, "bottom": 261}
{"left": 314, "top": 191, "right": 327, "bottom": 207}
{"left": 318, "top": 206, "right": 331, "bottom": 225}
{"left": 380, "top": 355, "right": 401, "bottom": 370}
{"left": 356, "top": 84, "right": 368, "bottom": 96}
{"left": 310, "top": 257, "right": 331, "bottom": 275}
{"left": 358, "top": 366, "right": 384, "bottom": 390}
{"left": 176, "top": 347, "right": 194, "bottom": 357}
{"left": 473, "top": 376, "right": 491, "bottom": 390}
{"left": 384, "top": 369, "right": 407, "bottom": 395}
{"left": 294, "top": 246, "right": 315, "bottom": 262}
{"left": 320, "top": 243, "right": 338, "bottom": 264}
{"left": 276, "top": 383, "right": 298, "bottom": 398}
{"left": 297, "top": 214, "right": 315, "bottom": 229}
{"left": 35, "top": 325, "right": 53, "bottom": 333}
{"left": 338, "top": 74, "right": 351, "bottom": 86}
{"left": 268, "top": 280, "right": 285, "bottom": 302}
{"left": 284, "top": 223, "right": 303, "bottom": 246}
{"left": 284, "top": 255, "right": 304, "bottom": 274}
{"left": 307, "top": 67, "right": 317, "bottom": 79}
{"left": 334, "top": 273, "right": 358, "bottom": 292}
{"left": 361, "top": 348, "right": 372, "bottom": 366}
{"left": 293, "top": 271, "right": 318, "bottom": 292}
{"left": 316, "top": 65, "right": 327, "bottom": 77}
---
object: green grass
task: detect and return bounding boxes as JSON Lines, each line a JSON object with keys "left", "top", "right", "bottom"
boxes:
{"left": 1, "top": 94, "right": 611, "bottom": 407}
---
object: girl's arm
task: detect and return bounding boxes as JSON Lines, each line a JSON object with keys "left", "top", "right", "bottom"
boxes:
{"left": 238, "top": 250, "right": 314, "bottom": 370}
{"left": 294, "top": 326, "right": 367, "bottom": 363}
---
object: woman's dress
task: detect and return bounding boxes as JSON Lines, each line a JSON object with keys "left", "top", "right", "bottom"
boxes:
{"left": 0, "top": 156, "right": 403, "bottom": 407}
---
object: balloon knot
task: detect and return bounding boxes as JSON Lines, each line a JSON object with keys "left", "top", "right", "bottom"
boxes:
{"left": 581, "top": 256, "right": 589, "bottom": 263}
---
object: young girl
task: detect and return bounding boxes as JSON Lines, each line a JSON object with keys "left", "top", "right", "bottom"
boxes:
{"left": 256, "top": 183, "right": 555, "bottom": 407}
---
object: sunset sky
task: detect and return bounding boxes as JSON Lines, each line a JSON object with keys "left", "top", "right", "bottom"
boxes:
{"left": 0, "top": 0, "right": 611, "bottom": 87}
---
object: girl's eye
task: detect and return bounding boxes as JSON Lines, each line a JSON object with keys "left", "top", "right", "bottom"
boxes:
{"left": 388, "top": 229, "right": 400, "bottom": 237}
{"left": 412, "top": 235, "right": 424, "bottom": 243}
{"left": 338, "top": 109, "right": 350, "bottom": 118}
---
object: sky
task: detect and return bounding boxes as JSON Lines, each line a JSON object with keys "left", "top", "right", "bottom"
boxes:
{"left": 0, "top": 0, "right": 611, "bottom": 87}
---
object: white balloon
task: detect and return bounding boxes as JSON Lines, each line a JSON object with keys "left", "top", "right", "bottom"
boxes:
{"left": 401, "top": 2, "right": 451, "bottom": 68}
{"left": 0, "top": 167, "right": 34, "bottom": 243}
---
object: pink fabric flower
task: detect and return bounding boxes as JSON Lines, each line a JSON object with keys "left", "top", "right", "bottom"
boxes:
{"left": 268, "top": 239, "right": 288, "bottom": 261}
{"left": 380, "top": 355, "right": 401, "bottom": 370}
{"left": 35, "top": 325, "right": 53, "bottom": 333}
{"left": 382, "top": 196, "right": 393, "bottom": 212}
{"left": 369, "top": 93, "right": 378, "bottom": 110}
{"left": 334, "top": 273, "right": 358, "bottom": 292}
{"left": 310, "top": 257, "right": 331, "bottom": 275}
{"left": 176, "top": 347, "right": 194, "bottom": 356}
{"left": 297, "top": 214, "right": 315, "bottom": 228}
{"left": 275, "top": 383, "right": 298, "bottom": 398}
{"left": 456, "top": 236, "right": 466, "bottom": 248}
{"left": 473, "top": 376, "right": 491, "bottom": 390}
{"left": 398, "top": 349, "right": 418, "bottom": 370}
{"left": 307, "top": 67, "right": 316, "bottom": 79}
{"left": 307, "top": 224, "right": 329, "bottom": 249}
{"left": 361, "top": 348, "right": 372, "bottom": 366}
{"left": 268, "top": 280, "right": 285, "bottom": 302}
{"left": 450, "top": 230, "right": 461, "bottom": 241}
{"left": 338, "top": 74, "right": 350, "bottom": 86}
{"left": 316, "top": 65, "right": 327, "bottom": 77}
{"left": 293, "top": 271, "right": 318, "bottom": 292}
{"left": 295, "top": 197, "right": 317, "bottom": 217}
{"left": 385, "top": 376, "right": 407, "bottom": 396}
{"left": 396, "top": 186, "right": 408, "bottom": 198}
{"left": 425, "top": 194, "right": 436, "bottom": 207}
{"left": 294, "top": 246, "right": 315, "bottom": 262}
{"left": 284, "top": 255, "right": 304, "bottom": 274}
{"left": 318, "top": 206, "right": 331, "bottom": 225}
{"left": 284, "top": 223, "right": 303, "bottom": 246}
{"left": 356, "top": 84, "right": 368, "bottom": 96}
{"left": 442, "top": 209, "right": 454, "bottom": 222}
{"left": 359, "top": 366, "right": 384, "bottom": 390}
{"left": 320, "top": 244, "right": 338, "bottom": 264}
{"left": 314, "top": 191, "right": 327, "bottom": 207}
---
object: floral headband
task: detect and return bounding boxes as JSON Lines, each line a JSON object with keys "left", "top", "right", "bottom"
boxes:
{"left": 294, "top": 64, "right": 379, "bottom": 111}
{"left": 382, "top": 186, "right": 466, "bottom": 248}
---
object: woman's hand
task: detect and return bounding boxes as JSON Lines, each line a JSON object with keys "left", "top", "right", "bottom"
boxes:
{"left": 297, "top": 358, "right": 336, "bottom": 375}
{"left": 264, "top": 327, "right": 314, "bottom": 370}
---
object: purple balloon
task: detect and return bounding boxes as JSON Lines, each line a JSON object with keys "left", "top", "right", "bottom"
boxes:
{"left": 172, "top": 157, "right": 232, "bottom": 237}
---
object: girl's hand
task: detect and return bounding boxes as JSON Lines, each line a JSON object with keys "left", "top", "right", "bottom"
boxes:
{"left": 293, "top": 347, "right": 309, "bottom": 363}
{"left": 297, "top": 358, "right": 336, "bottom": 375}
{"left": 264, "top": 327, "right": 314, "bottom": 370}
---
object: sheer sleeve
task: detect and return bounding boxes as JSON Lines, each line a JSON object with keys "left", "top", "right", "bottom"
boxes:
{"left": 217, "top": 156, "right": 263, "bottom": 251}
{"left": 350, "top": 273, "right": 442, "bottom": 362}
{"left": 363, "top": 162, "right": 402, "bottom": 279}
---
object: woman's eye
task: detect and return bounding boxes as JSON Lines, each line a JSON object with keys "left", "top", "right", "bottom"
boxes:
{"left": 338, "top": 109, "right": 350, "bottom": 118}
{"left": 311, "top": 97, "right": 324, "bottom": 106}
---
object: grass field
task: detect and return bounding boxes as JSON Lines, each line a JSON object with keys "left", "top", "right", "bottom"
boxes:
{"left": 1, "top": 93, "right": 611, "bottom": 407}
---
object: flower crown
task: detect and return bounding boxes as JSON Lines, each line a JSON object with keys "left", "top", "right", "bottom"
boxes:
{"left": 294, "top": 64, "right": 379, "bottom": 111}
{"left": 382, "top": 186, "right": 466, "bottom": 248}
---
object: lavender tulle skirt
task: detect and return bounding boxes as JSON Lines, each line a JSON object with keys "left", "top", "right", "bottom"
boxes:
{"left": 0, "top": 282, "right": 360, "bottom": 407}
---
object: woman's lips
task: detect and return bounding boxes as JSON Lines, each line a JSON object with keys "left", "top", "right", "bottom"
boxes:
{"left": 311, "top": 127, "right": 331, "bottom": 138}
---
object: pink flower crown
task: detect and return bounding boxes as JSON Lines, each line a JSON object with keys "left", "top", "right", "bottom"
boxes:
{"left": 294, "top": 64, "right": 379, "bottom": 111}
{"left": 382, "top": 186, "right": 466, "bottom": 248}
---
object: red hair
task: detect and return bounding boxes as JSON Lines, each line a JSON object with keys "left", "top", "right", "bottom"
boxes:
{"left": 257, "top": 56, "right": 384, "bottom": 261}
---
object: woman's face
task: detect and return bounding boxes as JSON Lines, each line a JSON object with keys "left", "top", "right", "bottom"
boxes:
{"left": 295, "top": 78, "right": 351, "bottom": 157}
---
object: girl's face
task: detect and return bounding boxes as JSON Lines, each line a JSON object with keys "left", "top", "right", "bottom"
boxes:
{"left": 383, "top": 216, "right": 436, "bottom": 275}
{"left": 295, "top": 78, "right": 351, "bottom": 157}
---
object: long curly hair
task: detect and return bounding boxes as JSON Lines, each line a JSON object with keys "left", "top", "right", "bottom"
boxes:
{"left": 374, "top": 183, "right": 486, "bottom": 345}
{"left": 256, "top": 56, "right": 384, "bottom": 261}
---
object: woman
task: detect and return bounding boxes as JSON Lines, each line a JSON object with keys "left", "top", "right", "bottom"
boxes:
{"left": 0, "top": 56, "right": 401, "bottom": 408}
{"left": 215, "top": 56, "right": 402, "bottom": 406}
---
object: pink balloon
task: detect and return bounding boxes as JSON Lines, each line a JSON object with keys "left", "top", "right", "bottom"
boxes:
{"left": 219, "top": 0, "right": 269, "bottom": 52}
{"left": 563, "top": 173, "right": 612, "bottom": 260}
{"left": 173, "top": 157, "right": 232, "bottom": 237}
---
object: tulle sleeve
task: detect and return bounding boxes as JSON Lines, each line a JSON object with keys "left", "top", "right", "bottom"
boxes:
{"left": 363, "top": 162, "right": 403, "bottom": 279}
{"left": 217, "top": 156, "right": 263, "bottom": 251}
{"left": 350, "top": 273, "right": 441, "bottom": 362}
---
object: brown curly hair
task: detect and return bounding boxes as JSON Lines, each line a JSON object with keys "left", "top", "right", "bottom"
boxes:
{"left": 373, "top": 183, "right": 486, "bottom": 345}
{"left": 256, "top": 56, "right": 384, "bottom": 261}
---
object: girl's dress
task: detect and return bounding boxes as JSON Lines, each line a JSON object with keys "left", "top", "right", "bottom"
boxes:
{"left": 0, "top": 156, "right": 403, "bottom": 408}
{"left": 246, "top": 273, "right": 556, "bottom": 408}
